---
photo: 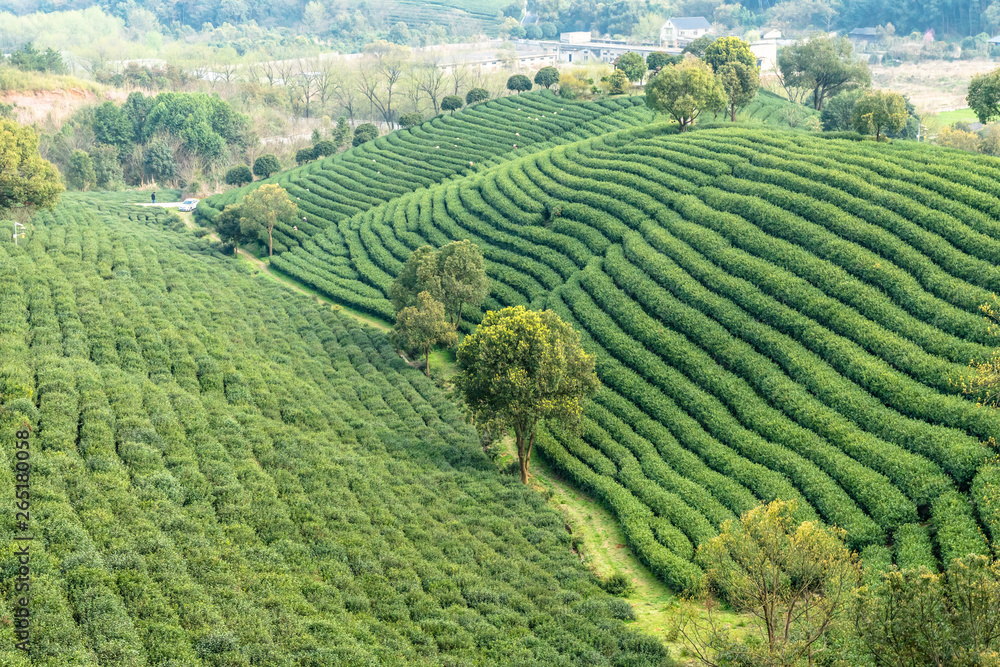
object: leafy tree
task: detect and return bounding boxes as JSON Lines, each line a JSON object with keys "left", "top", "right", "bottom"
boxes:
{"left": 399, "top": 112, "right": 423, "bottom": 128}
{"left": 332, "top": 117, "right": 350, "bottom": 146}
{"left": 645, "top": 58, "right": 727, "bottom": 131}
{"left": 353, "top": 123, "right": 379, "bottom": 146}
{"left": 851, "top": 89, "right": 908, "bottom": 140}
{"left": 703, "top": 36, "right": 758, "bottom": 73}
{"left": 392, "top": 291, "right": 457, "bottom": 377}
{"left": 311, "top": 128, "right": 322, "bottom": 142}
{"left": 215, "top": 204, "right": 246, "bottom": 257}
{"left": 682, "top": 35, "right": 714, "bottom": 57}
{"left": 225, "top": 165, "right": 253, "bottom": 187}
{"left": 239, "top": 183, "right": 297, "bottom": 257}
{"left": 509, "top": 25, "right": 527, "bottom": 39}
{"left": 390, "top": 245, "right": 439, "bottom": 312}
{"left": 91, "top": 144, "right": 123, "bottom": 190}
{"left": 684, "top": 500, "right": 861, "bottom": 666}
{"left": 441, "top": 95, "right": 464, "bottom": 114}
{"left": 466, "top": 88, "right": 490, "bottom": 105}
{"left": 718, "top": 61, "right": 760, "bottom": 121}
{"left": 66, "top": 150, "right": 96, "bottom": 191}
{"left": 614, "top": 52, "right": 646, "bottom": 84}
{"left": 0, "top": 119, "right": 62, "bottom": 219}
{"left": 507, "top": 74, "right": 533, "bottom": 94}
{"left": 608, "top": 70, "right": 629, "bottom": 95}
{"left": 434, "top": 240, "right": 489, "bottom": 328}
{"left": 456, "top": 306, "right": 599, "bottom": 483}
{"left": 313, "top": 140, "right": 336, "bottom": 157}
{"left": 647, "top": 51, "right": 681, "bottom": 70}
{"left": 525, "top": 24, "right": 543, "bottom": 39}
{"left": 820, "top": 89, "right": 863, "bottom": 131}
{"left": 968, "top": 68, "right": 1000, "bottom": 124}
{"left": 855, "top": 555, "right": 1000, "bottom": 666}
{"left": 534, "top": 66, "right": 560, "bottom": 89}
{"left": 253, "top": 154, "right": 281, "bottom": 179}
{"left": 540, "top": 22, "right": 558, "bottom": 39}
{"left": 389, "top": 21, "right": 411, "bottom": 45}
{"left": 143, "top": 139, "right": 177, "bottom": 184}
{"left": 778, "top": 34, "right": 870, "bottom": 110}
{"left": 389, "top": 240, "right": 487, "bottom": 327}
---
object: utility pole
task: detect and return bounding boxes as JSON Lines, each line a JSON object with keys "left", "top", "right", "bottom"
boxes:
{"left": 12, "top": 221, "right": 25, "bottom": 246}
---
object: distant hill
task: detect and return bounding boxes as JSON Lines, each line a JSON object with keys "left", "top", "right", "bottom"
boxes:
{"left": 238, "top": 123, "right": 999, "bottom": 591}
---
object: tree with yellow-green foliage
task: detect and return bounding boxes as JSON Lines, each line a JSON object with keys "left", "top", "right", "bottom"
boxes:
{"left": 0, "top": 118, "right": 63, "bottom": 220}
{"left": 645, "top": 58, "right": 726, "bottom": 131}
{"left": 851, "top": 89, "right": 908, "bottom": 141}
{"left": 455, "top": 306, "right": 599, "bottom": 484}
{"left": 684, "top": 500, "right": 860, "bottom": 666}
{"left": 238, "top": 183, "right": 296, "bottom": 257}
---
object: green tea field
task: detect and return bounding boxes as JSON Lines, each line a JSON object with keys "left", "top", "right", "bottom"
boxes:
{"left": 0, "top": 194, "right": 671, "bottom": 666}
{"left": 223, "top": 123, "right": 1000, "bottom": 592}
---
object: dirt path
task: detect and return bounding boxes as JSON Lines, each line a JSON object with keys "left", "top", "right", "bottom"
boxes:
{"left": 170, "top": 209, "right": 390, "bottom": 331}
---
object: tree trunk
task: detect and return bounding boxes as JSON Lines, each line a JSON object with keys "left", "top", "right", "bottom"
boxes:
{"left": 424, "top": 345, "right": 430, "bottom": 377}
{"left": 455, "top": 302, "right": 463, "bottom": 330}
{"left": 268, "top": 225, "right": 273, "bottom": 256}
{"left": 515, "top": 430, "right": 528, "bottom": 483}
{"left": 731, "top": 105, "right": 736, "bottom": 121}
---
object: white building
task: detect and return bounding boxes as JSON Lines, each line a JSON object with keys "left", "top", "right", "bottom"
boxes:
{"left": 660, "top": 17, "right": 712, "bottom": 47}
{"left": 560, "top": 32, "right": 593, "bottom": 44}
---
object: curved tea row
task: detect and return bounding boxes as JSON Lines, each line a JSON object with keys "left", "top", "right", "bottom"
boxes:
{"left": 280, "top": 126, "right": 999, "bottom": 590}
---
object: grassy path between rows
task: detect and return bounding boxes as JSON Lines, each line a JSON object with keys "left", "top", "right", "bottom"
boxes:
{"left": 176, "top": 210, "right": 390, "bottom": 331}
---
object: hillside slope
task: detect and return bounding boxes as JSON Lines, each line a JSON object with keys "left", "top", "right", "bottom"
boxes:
{"left": 0, "top": 194, "right": 671, "bottom": 666}
{"left": 276, "top": 125, "right": 1000, "bottom": 590}
{"left": 196, "top": 91, "right": 652, "bottom": 258}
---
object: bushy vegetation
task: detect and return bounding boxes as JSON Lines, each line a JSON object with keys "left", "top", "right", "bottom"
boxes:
{"left": 0, "top": 191, "right": 672, "bottom": 666}
{"left": 243, "top": 122, "right": 1000, "bottom": 593}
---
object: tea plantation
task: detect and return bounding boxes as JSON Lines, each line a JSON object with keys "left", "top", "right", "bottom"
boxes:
{"left": 195, "top": 91, "right": 654, "bottom": 261}
{"left": 0, "top": 194, "right": 672, "bottom": 666}
{"left": 253, "top": 124, "right": 1000, "bottom": 592}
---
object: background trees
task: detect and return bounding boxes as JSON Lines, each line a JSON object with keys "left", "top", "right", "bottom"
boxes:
{"left": 224, "top": 165, "right": 253, "bottom": 186}
{"left": 645, "top": 59, "right": 726, "bottom": 131}
{"left": 507, "top": 74, "right": 532, "bottom": 94}
{"left": 777, "top": 34, "right": 870, "bottom": 111}
{"left": 0, "top": 118, "right": 62, "bottom": 218}
{"left": 466, "top": 88, "right": 490, "bottom": 105}
{"left": 353, "top": 123, "right": 379, "bottom": 146}
{"left": 252, "top": 154, "right": 280, "bottom": 179}
{"left": 441, "top": 95, "right": 464, "bottom": 114}
{"left": 718, "top": 62, "right": 760, "bottom": 122}
{"left": 968, "top": 68, "right": 1000, "bottom": 124}
{"left": 456, "top": 306, "right": 599, "bottom": 484}
{"left": 534, "top": 66, "right": 560, "bottom": 89}
{"left": 851, "top": 90, "right": 908, "bottom": 140}
{"left": 614, "top": 52, "right": 647, "bottom": 86}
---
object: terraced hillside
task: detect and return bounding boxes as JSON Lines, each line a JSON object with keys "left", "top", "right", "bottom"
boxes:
{"left": 346, "top": 0, "right": 508, "bottom": 32}
{"left": 272, "top": 125, "right": 1000, "bottom": 591}
{"left": 0, "top": 194, "right": 672, "bottom": 666}
{"left": 195, "top": 91, "right": 652, "bottom": 260}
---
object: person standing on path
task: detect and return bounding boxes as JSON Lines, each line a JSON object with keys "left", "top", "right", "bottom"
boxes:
{"left": 151, "top": 191, "right": 156, "bottom": 204}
